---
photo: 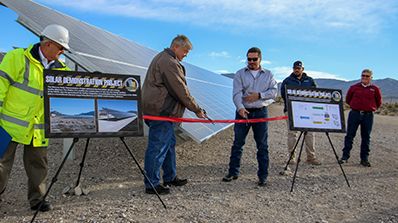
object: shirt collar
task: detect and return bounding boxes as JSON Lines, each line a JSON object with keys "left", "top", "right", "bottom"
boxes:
{"left": 361, "top": 83, "right": 371, "bottom": 87}
{"left": 165, "top": 48, "right": 176, "bottom": 58}
{"left": 39, "top": 46, "right": 55, "bottom": 69}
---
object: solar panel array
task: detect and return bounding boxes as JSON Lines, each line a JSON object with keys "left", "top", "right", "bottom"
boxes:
{"left": 1, "top": 0, "right": 236, "bottom": 143}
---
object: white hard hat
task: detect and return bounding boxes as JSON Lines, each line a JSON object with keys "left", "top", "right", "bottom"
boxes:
{"left": 41, "top": 24, "right": 70, "bottom": 50}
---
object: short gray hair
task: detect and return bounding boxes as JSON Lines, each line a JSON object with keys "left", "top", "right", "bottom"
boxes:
{"left": 170, "top": 35, "right": 193, "bottom": 50}
{"left": 40, "top": 36, "right": 51, "bottom": 46}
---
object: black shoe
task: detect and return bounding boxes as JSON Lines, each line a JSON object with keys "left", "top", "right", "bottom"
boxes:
{"left": 222, "top": 174, "right": 238, "bottom": 182}
{"left": 338, "top": 157, "right": 349, "bottom": 164}
{"left": 30, "top": 200, "right": 52, "bottom": 212}
{"left": 145, "top": 184, "right": 170, "bottom": 195}
{"left": 360, "top": 160, "right": 371, "bottom": 167}
{"left": 163, "top": 176, "right": 188, "bottom": 187}
{"left": 258, "top": 179, "right": 267, "bottom": 186}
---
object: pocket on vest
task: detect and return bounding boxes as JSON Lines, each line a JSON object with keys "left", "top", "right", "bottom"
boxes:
{"left": 3, "top": 99, "right": 31, "bottom": 117}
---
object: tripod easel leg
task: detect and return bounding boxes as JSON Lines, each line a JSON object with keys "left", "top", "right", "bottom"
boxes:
{"left": 76, "top": 138, "right": 90, "bottom": 187}
{"left": 282, "top": 132, "right": 303, "bottom": 173}
{"left": 31, "top": 138, "right": 79, "bottom": 223}
{"left": 325, "top": 132, "right": 350, "bottom": 187}
{"left": 119, "top": 137, "right": 167, "bottom": 209}
{"left": 290, "top": 132, "right": 307, "bottom": 192}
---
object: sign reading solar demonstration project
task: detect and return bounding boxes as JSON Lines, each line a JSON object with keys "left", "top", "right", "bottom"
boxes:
{"left": 285, "top": 85, "right": 346, "bottom": 133}
{"left": 43, "top": 70, "right": 143, "bottom": 138}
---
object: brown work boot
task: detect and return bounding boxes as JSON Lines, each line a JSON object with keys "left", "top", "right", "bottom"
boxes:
{"left": 306, "top": 158, "right": 321, "bottom": 165}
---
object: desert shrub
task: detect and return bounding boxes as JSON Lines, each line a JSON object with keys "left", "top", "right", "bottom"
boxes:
{"left": 275, "top": 96, "right": 283, "bottom": 103}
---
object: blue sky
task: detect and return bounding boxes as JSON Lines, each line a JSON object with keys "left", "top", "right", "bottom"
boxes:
{"left": 98, "top": 100, "right": 138, "bottom": 112}
{"left": 50, "top": 98, "right": 137, "bottom": 115}
{"left": 50, "top": 98, "right": 95, "bottom": 115}
{"left": 1, "top": 0, "right": 397, "bottom": 82}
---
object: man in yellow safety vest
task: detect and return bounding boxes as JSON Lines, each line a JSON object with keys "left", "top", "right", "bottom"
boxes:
{"left": 0, "top": 24, "right": 70, "bottom": 212}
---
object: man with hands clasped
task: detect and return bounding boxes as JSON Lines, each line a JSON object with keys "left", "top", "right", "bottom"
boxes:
{"left": 222, "top": 47, "right": 277, "bottom": 186}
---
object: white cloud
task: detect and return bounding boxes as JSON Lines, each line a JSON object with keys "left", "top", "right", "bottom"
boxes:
{"left": 305, "top": 71, "right": 348, "bottom": 81}
{"left": 271, "top": 66, "right": 292, "bottom": 80}
{"left": 36, "top": 0, "right": 398, "bottom": 36}
{"left": 209, "top": 51, "right": 230, "bottom": 58}
{"left": 271, "top": 66, "right": 347, "bottom": 81}
{"left": 214, "top": 70, "right": 229, "bottom": 74}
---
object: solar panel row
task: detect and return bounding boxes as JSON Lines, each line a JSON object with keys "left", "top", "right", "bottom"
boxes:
{"left": 1, "top": 0, "right": 236, "bottom": 143}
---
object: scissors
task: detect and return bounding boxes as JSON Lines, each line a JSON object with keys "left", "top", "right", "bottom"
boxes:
{"left": 245, "top": 116, "right": 250, "bottom": 126}
{"left": 203, "top": 110, "right": 215, "bottom": 125}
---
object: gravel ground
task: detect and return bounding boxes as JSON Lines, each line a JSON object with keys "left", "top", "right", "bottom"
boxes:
{"left": 1, "top": 104, "right": 397, "bottom": 223}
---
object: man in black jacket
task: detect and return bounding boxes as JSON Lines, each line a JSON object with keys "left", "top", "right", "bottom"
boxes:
{"left": 281, "top": 61, "right": 321, "bottom": 165}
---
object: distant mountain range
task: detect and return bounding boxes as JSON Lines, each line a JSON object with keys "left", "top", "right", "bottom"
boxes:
{"left": 221, "top": 73, "right": 398, "bottom": 103}
{"left": 51, "top": 110, "right": 95, "bottom": 117}
{"left": 315, "top": 78, "right": 398, "bottom": 103}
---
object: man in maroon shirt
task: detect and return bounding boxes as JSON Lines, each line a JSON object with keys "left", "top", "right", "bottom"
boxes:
{"left": 338, "top": 69, "right": 382, "bottom": 167}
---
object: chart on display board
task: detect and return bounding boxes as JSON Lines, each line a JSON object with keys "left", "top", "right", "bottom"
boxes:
{"left": 285, "top": 85, "right": 346, "bottom": 133}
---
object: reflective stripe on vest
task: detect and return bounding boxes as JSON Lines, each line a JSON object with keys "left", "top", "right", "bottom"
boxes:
{"left": 34, "top": 123, "right": 45, "bottom": 130}
{"left": 9, "top": 57, "right": 44, "bottom": 97}
{"left": 0, "top": 113, "right": 30, "bottom": 127}
{"left": 0, "top": 69, "right": 14, "bottom": 84}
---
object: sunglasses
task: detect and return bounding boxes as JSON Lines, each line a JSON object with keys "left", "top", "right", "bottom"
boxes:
{"left": 247, "top": 57, "right": 259, "bottom": 62}
{"left": 362, "top": 75, "right": 371, "bottom": 77}
{"left": 50, "top": 41, "right": 65, "bottom": 51}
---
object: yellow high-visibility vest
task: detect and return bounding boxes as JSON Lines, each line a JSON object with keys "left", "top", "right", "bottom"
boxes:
{"left": 0, "top": 44, "right": 70, "bottom": 147}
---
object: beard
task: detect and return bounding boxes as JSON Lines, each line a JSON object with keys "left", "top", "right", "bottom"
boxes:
{"left": 292, "top": 72, "right": 301, "bottom": 77}
{"left": 248, "top": 63, "right": 259, "bottom": 70}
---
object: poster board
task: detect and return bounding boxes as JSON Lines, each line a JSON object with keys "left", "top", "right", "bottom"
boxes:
{"left": 285, "top": 85, "right": 346, "bottom": 133}
{"left": 43, "top": 70, "right": 143, "bottom": 138}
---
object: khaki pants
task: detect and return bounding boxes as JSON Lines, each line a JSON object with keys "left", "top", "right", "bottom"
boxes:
{"left": 0, "top": 141, "right": 48, "bottom": 207}
{"left": 285, "top": 112, "right": 316, "bottom": 160}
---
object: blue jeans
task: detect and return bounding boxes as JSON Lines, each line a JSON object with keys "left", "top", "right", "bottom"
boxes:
{"left": 342, "top": 110, "right": 374, "bottom": 161}
{"left": 144, "top": 114, "right": 176, "bottom": 188}
{"left": 228, "top": 107, "right": 269, "bottom": 180}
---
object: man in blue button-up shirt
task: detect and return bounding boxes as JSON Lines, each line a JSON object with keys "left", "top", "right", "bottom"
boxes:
{"left": 222, "top": 47, "right": 277, "bottom": 186}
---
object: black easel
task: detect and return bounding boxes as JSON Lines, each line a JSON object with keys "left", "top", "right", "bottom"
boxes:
{"left": 282, "top": 131, "right": 350, "bottom": 192}
{"left": 31, "top": 137, "right": 166, "bottom": 223}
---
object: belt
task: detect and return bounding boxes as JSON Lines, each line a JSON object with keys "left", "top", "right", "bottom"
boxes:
{"left": 352, "top": 109, "right": 374, "bottom": 114}
{"left": 246, "top": 106, "right": 265, "bottom": 112}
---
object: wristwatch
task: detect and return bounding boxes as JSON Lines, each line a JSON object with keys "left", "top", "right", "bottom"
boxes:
{"left": 258, "top": 93, "right": 261, "bottom": 99}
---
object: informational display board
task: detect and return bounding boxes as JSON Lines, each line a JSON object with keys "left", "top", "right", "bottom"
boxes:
{"left": 44, "top": 70, "right": 143, "bottom": 138}
{"left": 285, "top": 85, "right": 346, "bottom": 133}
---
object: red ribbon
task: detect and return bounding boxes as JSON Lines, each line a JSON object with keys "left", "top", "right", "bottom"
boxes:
{"left": 143, "top": 115, "right": 288, "bottom": 123}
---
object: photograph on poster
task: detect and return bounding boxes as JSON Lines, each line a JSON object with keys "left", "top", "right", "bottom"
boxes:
{"left": 98, "top": 100, "right": 138, "bottom": 132}
{"left": 50, "top": 98, "right": 96, "bottom": 133}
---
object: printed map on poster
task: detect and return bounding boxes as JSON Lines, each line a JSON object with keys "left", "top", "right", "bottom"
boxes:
{"left": 291, "top": 101, "right": 341, "bottom": 129}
